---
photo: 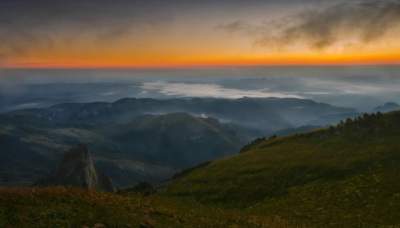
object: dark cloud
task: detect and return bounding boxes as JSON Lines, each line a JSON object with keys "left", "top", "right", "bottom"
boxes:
{"left": 0, "top": 0, "right": 175, "bottom": 61}
{"left": 0, "top": 0, "right": 268, "bottom": 61}
{"left": 217, "top": 21, "right": 250, "bottom": 34}
{"left": 219, "top": 0, "right": 400, "bottom": 49}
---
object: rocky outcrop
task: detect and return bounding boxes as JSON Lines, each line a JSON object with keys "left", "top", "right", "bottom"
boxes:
{"left": 38, "top": 145, "right": 115, "bottom": 192}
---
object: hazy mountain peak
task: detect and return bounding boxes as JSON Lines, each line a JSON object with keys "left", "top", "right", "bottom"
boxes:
{"left": 373, "top": 102, "right": 400, "bottom": 113}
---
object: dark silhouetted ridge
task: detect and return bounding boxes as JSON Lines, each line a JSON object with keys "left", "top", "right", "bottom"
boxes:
{"left": 37, "top": 145, "right": 115, "bottom": 192}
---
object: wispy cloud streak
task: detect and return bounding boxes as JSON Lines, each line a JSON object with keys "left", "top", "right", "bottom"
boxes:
{"left": 218, "top": 0, "right": 400, "bottom": 49}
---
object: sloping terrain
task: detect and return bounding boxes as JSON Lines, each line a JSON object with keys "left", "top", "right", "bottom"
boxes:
{"left": 2, "top": 112, "right": 400, "bottom": 227}
{"left": 0, "top": 187, "right": 291, "bottom": 228}
{"left": 0, "top": 97, "right": 354, "bottom": 187}
{"left": 106, "top": 113, "right": 251, "bottom": 167}
{"left": 0, "top": 112, "right": 250, "bottom": 187}
{"left": 165, "top": 111, "right": 400, "bottom": 226}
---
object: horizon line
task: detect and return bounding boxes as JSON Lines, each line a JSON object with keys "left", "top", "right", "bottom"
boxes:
{"left": 2, "top": 63, "right": 400, "bottom": 70}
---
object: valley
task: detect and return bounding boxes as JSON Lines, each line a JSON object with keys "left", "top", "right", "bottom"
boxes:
{"left": 2, "top": 110, "right": 400, "bottom": 227}
{"left": 0, "top": 97, "right": 356, "bottom": 188}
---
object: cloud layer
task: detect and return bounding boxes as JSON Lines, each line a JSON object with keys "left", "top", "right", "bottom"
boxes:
{"left": 0, "top": 0, "right": 175, "bottom": 61}
{"left": 219, "top": 0, "right": 400, "bottom": 49}
{"left": 141, "top": 81, "right": 303, "bottom": 99}
{"left": 1, "top": 0, "right": 399, "bottom": 66}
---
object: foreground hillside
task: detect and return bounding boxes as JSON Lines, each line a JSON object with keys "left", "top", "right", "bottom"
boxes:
{"left": 165, "top": 111, "right": 400, "bottom": 226}
{"left": 0, "top": 187, "right": 291, "bottom": 227}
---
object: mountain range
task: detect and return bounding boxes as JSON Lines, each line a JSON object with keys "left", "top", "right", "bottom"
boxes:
{"left": 0, "top": 113, "right": 250, "bottom": 188}
{"left": 0, "top": 97, "right": 358, "bottom": 188}
{"left": 2, "top": 110, "right": 400, "bottom": 227}
{"left": 373, "top": 102, "right": 400, "bottom": 113}
{"left": 8, "top": 97, "right": 356, "bottom": 132}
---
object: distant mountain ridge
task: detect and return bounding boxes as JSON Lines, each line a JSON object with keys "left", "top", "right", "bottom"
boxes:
{"left": 0, "top": 97, "right": 357, "bottom": 187}
{"left": 374, "top": 102, "right": 400, "bottom": 113}
{"left": 8, "top": 97, "right": 356, "bottom": 133}
{"left": 0, "top": 111, "right": 252, "bottom": 188}
{"left": 106, "top": 112, "right": 252, "bottom": 167}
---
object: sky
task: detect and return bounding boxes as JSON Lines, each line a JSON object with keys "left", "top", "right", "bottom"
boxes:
{"left": 1, "top": 0, "right": 400, "bottom": 68}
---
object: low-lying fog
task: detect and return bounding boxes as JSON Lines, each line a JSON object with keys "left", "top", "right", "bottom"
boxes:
{"left": 1, "top": 66, "right": 399, "bottom": 112}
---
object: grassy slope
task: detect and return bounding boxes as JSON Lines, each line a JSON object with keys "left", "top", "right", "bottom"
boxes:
{"left": 164, "top": 111, "right": 400, "bottom": 226}
{"left": 0, "top": 187, "right": 290, "bottom": 227}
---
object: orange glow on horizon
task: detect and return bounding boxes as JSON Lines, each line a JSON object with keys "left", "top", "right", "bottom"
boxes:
{"left": 3, "top": 53, "right": 400, "bottom": 69}
{"left": 2, "top": 0, "right": 400, "bottom": 70}
{"left": 2, "top": 22, "right": 400, "bottom": 69}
